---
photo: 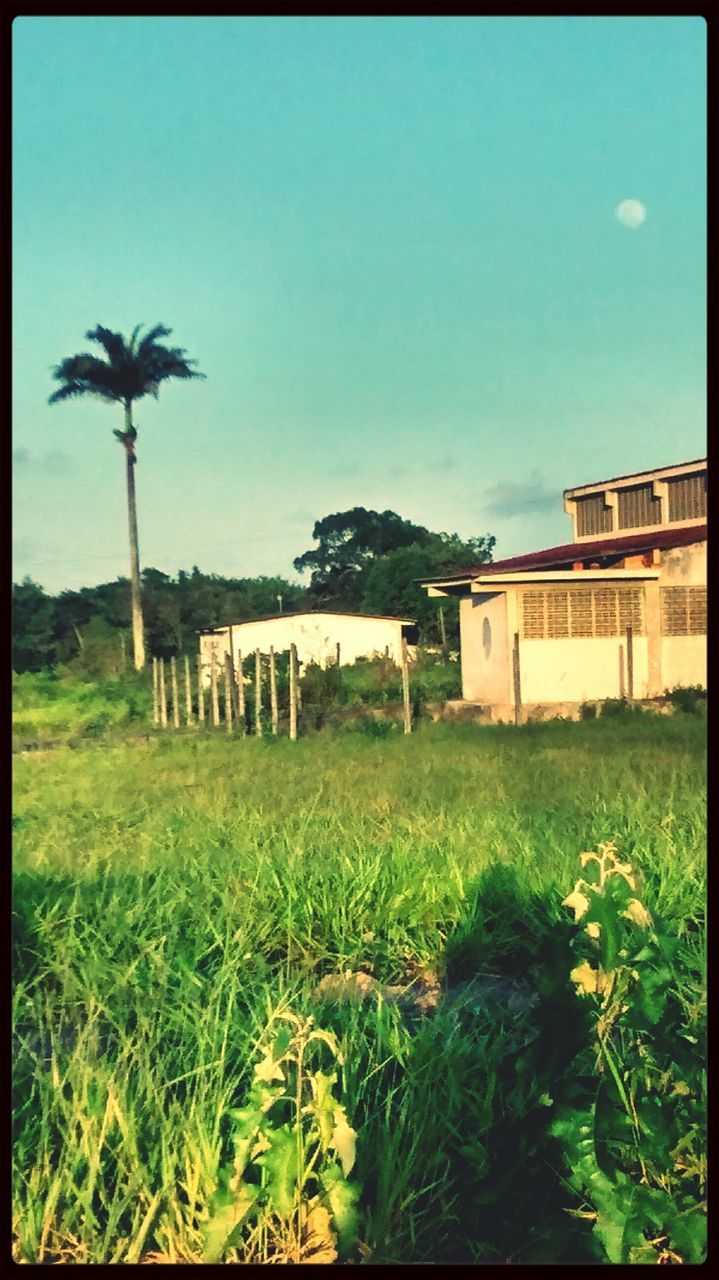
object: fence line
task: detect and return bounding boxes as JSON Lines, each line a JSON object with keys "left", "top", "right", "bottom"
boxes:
{"left": 151, "top": 641, "right": 419, "bottom": 740}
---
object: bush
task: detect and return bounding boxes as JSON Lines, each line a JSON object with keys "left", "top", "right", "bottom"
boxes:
{"left": 12, "top": 670, "right": 152, "bottom": 746}
{"left": 599, "top": 698, "right": 641, "bottom": 718}
{"left": 665, "top": 685, "right": 707, "bottom": 715}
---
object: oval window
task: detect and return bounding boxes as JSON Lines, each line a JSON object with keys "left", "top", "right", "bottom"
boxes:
{"left": 482, "top": 617, "right": 492, "bottom": 659}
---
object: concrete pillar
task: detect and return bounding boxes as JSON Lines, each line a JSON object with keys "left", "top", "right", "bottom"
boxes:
{"left": 644, "top": 581, "right": 663, "bottom": 697}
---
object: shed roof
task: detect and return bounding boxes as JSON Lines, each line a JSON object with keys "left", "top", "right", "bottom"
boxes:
{"left": 201, "top": 609, "right": 416, "bottom": 635}
{"left": 418, "top": 523, "right": 706, "bottom": 588}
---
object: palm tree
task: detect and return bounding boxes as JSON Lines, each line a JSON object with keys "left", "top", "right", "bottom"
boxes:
{"left": 49, "top": 324, "right": 205, "bottom": 669}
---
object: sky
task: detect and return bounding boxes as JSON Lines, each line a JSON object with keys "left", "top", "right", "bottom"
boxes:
{"left": 13, "top": 16, "right": 706, "bottom": 594}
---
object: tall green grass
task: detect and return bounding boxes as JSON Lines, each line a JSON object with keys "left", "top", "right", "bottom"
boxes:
{"left": 13, "top": 717, "right": 705, "bottom": 1262}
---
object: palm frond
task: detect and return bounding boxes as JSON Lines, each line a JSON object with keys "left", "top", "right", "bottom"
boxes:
{"left": 128, "top": 324, "right": 145, "bottom": 355}
{"left": 137, "top": 324, "right": 173, "bottom": 357}
{"left": 48, "top": 382, "right": 119, "bottom": 406}
{"left": 49, "top": 352, "right": 124, "bottom": 402}
{"left": 85, "top": 325, "right": 128, "bottom": 367}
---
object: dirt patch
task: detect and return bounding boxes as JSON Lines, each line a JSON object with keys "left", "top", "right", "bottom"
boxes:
{"left": 312, "top": 966, "right": 537, "bottom": 1022}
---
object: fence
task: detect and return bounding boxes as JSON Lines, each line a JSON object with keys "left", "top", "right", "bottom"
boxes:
{"left": 151, "top": 641, "right": 415, "bottom": 738}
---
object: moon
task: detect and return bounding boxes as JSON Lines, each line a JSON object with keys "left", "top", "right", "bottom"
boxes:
{"left": 615, "top": 199, "right": 647, "bottom": 229}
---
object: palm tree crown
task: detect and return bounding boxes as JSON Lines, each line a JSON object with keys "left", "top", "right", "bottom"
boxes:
{"left": 49, "top": 323, "right": 205, "bottom": 426}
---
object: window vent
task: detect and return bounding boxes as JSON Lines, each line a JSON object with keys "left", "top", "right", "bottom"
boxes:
{"left": 520, "top": 586, "right": 645, "bottom": 640}
{"left": 667, "top": 473, "right": 706, "bottom": 523}
{"left": 617, "top": 484, "right": 662, "bottom": 531}
{"left": 576, "top": 494, "right": 613, "bottom": 537}
{"left": 661, "top": 586, "right": 707, "bottom": 636}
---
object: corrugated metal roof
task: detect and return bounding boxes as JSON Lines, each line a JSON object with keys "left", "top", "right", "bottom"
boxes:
{"left": 418, "top": 523, "right": 707, "bottom": 586}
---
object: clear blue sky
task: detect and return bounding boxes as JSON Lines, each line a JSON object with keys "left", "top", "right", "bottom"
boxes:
{"left": 13, "top": 16, "right": 706, "bottom": 593}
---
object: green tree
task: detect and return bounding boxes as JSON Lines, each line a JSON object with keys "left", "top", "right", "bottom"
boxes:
{"left": 362, "top": 532, "right": 495, "bottom": 643}
{"left": 48, "top": 324, "right": 206, "bottom": 669}
{"left": 12, "top": 578, "right": 56, "bottom": 672}
{"left": 293, "top": 508, "right": 434, "bottom": 609}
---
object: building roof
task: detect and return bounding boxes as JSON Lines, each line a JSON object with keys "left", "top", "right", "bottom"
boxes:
{"left": 201, "top": 609, "right": 416, "bottom": 634}
{"left": 418, "top": 523, "right": 707, "bottom": 586}
{"left": 563, "top": 457, "right": 706, "bottom": 497}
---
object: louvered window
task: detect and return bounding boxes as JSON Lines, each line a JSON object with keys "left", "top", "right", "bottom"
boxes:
{"left": 520, "top": 586, "right": 645, "bottom": 639}
{"left": 661, "top": 587, "right": 707, "bottom": 636}
{"left": 522, "top": 591, "right": 546, "bottom": 639}
{"left": 617, "top": 484, "right": 662, "bottom": 530}
{"left": 667, "top": 473, "right": 706, "bottom": 523}
{"left": 576, "top": 494, "right": 613, "bottom": 537}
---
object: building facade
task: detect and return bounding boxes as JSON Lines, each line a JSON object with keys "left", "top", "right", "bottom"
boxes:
{"left": 199, "top": 610, "right": 417, "bottom": 681}
{"left": 420, "top": 459, "right": 707, "bottom": 717}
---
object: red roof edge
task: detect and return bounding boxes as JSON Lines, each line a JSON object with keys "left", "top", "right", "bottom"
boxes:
{"left": 421, "top": 524, "right": 707, "bottom": 584}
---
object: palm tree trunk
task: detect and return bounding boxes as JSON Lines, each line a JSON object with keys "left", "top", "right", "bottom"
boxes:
{"left": 124, "top": 402, "right": 145, "bottom": 669}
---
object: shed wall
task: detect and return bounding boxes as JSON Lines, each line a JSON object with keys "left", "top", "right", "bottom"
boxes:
{"left": 200, "top": 614, "right": 407, "bottom": 677}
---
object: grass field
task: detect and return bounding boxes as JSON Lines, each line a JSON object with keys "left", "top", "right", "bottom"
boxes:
{"left": 13, "top": 710, "right": 706, "bottom": 1263}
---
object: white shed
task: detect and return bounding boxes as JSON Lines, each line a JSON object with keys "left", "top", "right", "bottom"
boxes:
{"left": 199, "top": 610, "right": 416, "bottom": 680}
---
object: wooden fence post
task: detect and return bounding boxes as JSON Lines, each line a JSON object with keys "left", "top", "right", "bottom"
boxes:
{"left": 197, "top": 652, "right": 205, "bottom": 728}
{"left": 159, "top": 659, "right": 167, "bottom": 729}
{"left": 512, "top": 632, "right": 522, "bottom": 726}
{"left": 626, "top": 625, "right": 634, "bottom": 704}
{"left": 439, "top": 606, "right": 447, "bottom": 653}
{"left": 210, "top": 652, "right": 219, "bottom": 728}
{"left": 236, "top": 650, "right": 245, "bottom": 736}
{"left": 255, "top": 648, "right": 263, "bottom": 737}
{"left": 184, "top": 655, "right": 193, "bottom": 726}
{"left": 336, "top": 641, "right": 341, "bottom": 667}
{"left": 224, "top": 653, "right": 234, "bottom": 733}
{"left": 289, "top": 643, "right": 298, "bottom": 741}
{"left": 401, "top": 637, "right": 412, "bottom": 735}
{"left": 269, "top": 646, "right": 278, "bottom": 736}
{"left": 152, "top": 656, "right": 159, "bottom": 727}
{"left": 170, "top": 657, "right": 180, "bottom": 729}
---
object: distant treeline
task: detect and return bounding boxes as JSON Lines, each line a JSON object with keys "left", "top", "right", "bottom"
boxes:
{"left": 13, "top": 508, "right": 495, "bottom": 673}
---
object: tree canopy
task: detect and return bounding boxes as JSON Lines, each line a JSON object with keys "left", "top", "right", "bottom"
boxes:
{"left": 13, "top": 507, "right": 495, "bottom": 671}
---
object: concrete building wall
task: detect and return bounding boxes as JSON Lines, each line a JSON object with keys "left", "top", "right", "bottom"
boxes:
{"left": 659, "top": 541, "right": 706, "bottom": 585}
{"left": 661, "top": 637, "right": 707, "bottom": 692}
{"left": 459, "top": 593, "right": 510, "bottom": 704}
{"left": 519, "top": 636, "right": 649, "bottom": 703}
{"left": 200, "top": 614, "right": 408, "bottom": 678}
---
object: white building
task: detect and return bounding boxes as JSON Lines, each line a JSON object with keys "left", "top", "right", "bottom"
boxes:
{"left": 420, "top": 458, "right": 707, "bottom": 717}
{"left": 199, "top": 610, "right": 417, "bottom": 680}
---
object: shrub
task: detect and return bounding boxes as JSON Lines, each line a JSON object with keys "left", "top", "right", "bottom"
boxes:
{"left": 665, "top": 685, "right": 707, "bottom": 715}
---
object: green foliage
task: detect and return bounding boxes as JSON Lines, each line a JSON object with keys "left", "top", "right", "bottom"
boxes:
{"left": 293, "top": 506, "right": 494, "bottom": 622}
{"left": 12, "top": 578, "right": 57, "bottom": 672}
{"left": 552, "top": 844, "right": 707, "bottom": 1263}
{"left": 12, "top": 669, "right": 152, "bottom": 748}
{"left": 600, "top": 697, "right": 642, "bottom": 718}
{"left": 362, "top": 534, "right": 493, "bottom": 644}
{"left": 664, "top": 685, "right": 707, "bottom": 715}
{"left": 203, "top": 1008, "right": 360, "bottom": 1263}
{"left": 12, "top": 567, "right": 310, "bottom": 672}
{"left": 12, "top": 719, "right": 705, "bottom": 1263}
